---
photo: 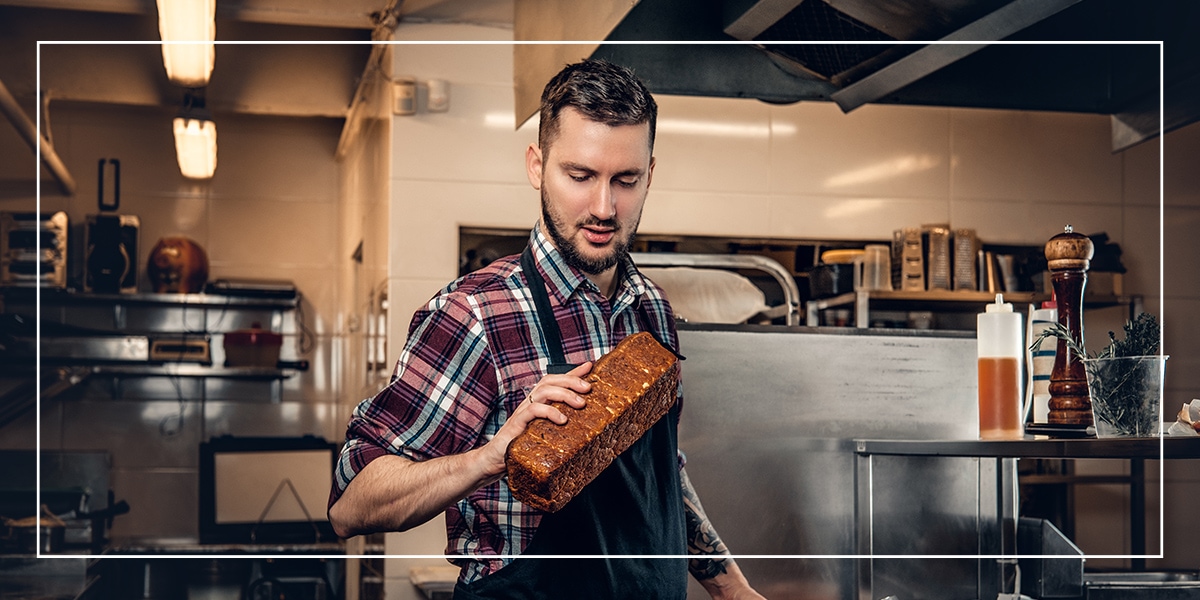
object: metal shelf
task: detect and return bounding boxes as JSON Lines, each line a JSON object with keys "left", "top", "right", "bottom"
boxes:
{"left": 806, "top": 289, "right": 1141, "bottom": 328}
{"left": 2, "top": 288, "right": 304, "bottom": 405}
{"left": 3, "top": 288, "right": 299, "bottom": 309}
{"left": 90, "top": 364, "right": 297, "bottom": 380}
{"left": 854, "top": 436, "right": 1200, "bottom": 460}
{"left": 854, "top": 434, "right": 1200, "bottom": 568}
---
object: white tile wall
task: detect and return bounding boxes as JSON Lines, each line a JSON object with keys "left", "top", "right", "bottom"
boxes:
{"left": 773, "top": 102, "right": 952, "bottom": 201}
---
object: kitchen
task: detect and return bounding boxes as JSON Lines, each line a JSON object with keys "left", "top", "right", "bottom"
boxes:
{"left": 1, "top": 0, "right": 1198, "bottom": 599}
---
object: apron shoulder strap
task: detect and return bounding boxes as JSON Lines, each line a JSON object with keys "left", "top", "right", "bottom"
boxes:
{"left": 521, "top": 246, "right": 575, "bottom": 374}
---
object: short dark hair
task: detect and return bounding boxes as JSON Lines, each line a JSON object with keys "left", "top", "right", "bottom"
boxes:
{"left": 538, "top": 59, "right": 657, "bottom": 156}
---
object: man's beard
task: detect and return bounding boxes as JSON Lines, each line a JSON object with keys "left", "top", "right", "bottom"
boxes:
{"left": 541, "top": 187, "right": 638, "bottom": 276}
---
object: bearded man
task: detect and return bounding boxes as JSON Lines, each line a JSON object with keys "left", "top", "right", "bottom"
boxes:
{"left": 328, "top": 59, "right": 764, "bottom": 600}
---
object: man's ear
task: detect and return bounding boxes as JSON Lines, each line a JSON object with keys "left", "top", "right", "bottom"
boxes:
{"left": 525, "top": 143, "right": 543, "bottom": 190}
{"left": 646, "top": 155, "right": 656, "bottom": 189}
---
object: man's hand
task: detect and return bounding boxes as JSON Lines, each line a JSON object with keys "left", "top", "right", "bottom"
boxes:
{"left": 474, "top": 362, "right": 594, "bottom": 483}
{"left": 682, "top": 467, "right": 768, "bottom": 599}
{"left": 698, "top": 560, "right": 767, "bottom": 600}
{"left": 329, "top": 362, "right": 594, "bottom": 538}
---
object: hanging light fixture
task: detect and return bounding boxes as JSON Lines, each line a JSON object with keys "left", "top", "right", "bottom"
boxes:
{"left": 156, "top": 0, "right": 216, "bottom": 87}
{"left": 173, "top": 91, "right": 217, "bottom": 179}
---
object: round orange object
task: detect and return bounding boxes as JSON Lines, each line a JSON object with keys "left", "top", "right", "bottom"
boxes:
{"left": 147, "top": 236, "right": 209, "bottom": 293}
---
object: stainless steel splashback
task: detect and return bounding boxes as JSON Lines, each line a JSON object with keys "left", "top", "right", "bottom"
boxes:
{"left": 675, "top": 325, "right": 983, "bottom": 600}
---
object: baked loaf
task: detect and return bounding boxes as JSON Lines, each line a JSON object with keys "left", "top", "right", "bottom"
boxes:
{"left": 505, "top": 331, "right": 679, "bottom": 512}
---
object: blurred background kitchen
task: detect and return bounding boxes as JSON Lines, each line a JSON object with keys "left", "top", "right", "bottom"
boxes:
{"left": 1, "top": 1, "right": 1198, "bottom": 599}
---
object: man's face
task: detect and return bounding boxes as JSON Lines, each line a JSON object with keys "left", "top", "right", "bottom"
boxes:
{"left": 527, "top": 108, "right": 655, "bottom": 276}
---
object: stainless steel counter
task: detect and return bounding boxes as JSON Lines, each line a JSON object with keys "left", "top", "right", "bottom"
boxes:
{"left": 675, "top": 325, "right": 982, "bottom": 600}
{"left": 107, "top": 540, "right": 345, "bottom": 555}
{"left": 0, "top": 556, "right": 91, "bottom": 600}
{"left": 673, "top": 324, "right": 1198, "bottom": 600}
{"left": 854, "top": 436, "right": 1200, "bottom": 459}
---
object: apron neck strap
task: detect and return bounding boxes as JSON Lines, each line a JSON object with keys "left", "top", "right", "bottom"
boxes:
{"left": 521, "top": 246, "right": 574, "bottom": 374}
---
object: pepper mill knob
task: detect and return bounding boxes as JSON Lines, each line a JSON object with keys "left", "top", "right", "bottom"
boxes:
{"left": 1044, "top": 225, "right": 1094, "bottom": 427}
{"left": 1044, "top": 224, "right": 1094, "bottom": 270}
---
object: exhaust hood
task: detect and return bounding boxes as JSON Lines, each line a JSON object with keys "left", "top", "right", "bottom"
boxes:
{"left": 516, "top": 0, "right": 1197, "bottom": 151}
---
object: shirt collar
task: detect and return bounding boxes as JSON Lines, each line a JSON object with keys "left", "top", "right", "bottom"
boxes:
{"left": 528, "top": 222, "right": 649, "bottom": 307}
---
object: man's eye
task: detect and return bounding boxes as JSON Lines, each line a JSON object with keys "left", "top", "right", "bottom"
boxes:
{"left": 570, "top": 174, "right": 590, "bottom": 182}
{"left": 616, "top": 178, "right": 638, "bottom": 188}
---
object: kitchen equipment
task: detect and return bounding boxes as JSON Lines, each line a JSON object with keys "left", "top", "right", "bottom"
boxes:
{"left": 0, "top": 210, "right": 68, "bottom": 288}
{"left": 199, "top": 435, "right": 338, "bottom": 544}
{"left": 925, "top": 225, "right": 952, "bottom": 290}
{"left": 7, "top": 506, "right": 66, "bottom": 554}
{"left": 146, "top": 236, "right": 209, "bottom": 293}
{"left": 0, "top": 450, "right": 128, "bottom": 553}
{"left": 856, "top": 244, "right": 892, "bottom": 292}
{"left": 808, "top": 263, "right": 855, "bottom": 299}
{"left": 205, "top": 277, "right": 297, "bottom": 299}
{"left": 896, "top": 227, "right": 925, "bottom": 291}
{"left": 149, "top": 336, "right": 212, "bottom": 364}
{"left": 819, "top": 248, "right": 863, "bottom": 265}
{"left": 978, "top": 293, "right": 1024, "bottom": 440}
{"left": 85, "top": 214, "right": 139, "bottom": 294}
{"left": 86, "top": 158, "right": 140, "bottom": 294}
{"left": 952, "top": 229, "right": 978, "bottom": 291}
{"left": 809, "top": 248, "right": 862, "bottom": 299}
{"left": 223, "top": 322, "right": 282, "bottom": 367}
{"left": 1044, "top": 226, "right": 1094, "bottom": 426}
{"left": 1028, "top": 300, "right": 1058, "bottom": 424}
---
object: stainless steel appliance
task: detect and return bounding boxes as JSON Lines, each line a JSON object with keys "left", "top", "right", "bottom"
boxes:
{"left": 0, "top": 210, "right": 68, "bottom": 288}
{"left": 85, "top": 158, "right": 139, "bottom": 294}
{"left": 84, "top": 214, "right": 139, "bottom": 294}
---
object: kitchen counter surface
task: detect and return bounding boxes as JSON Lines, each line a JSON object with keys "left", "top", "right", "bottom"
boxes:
{"left": 106, "top": 539, "right": 345, "bottom": 555}
{"left": 854, "top": 435, "right": 1200, "bottom": 459}
{"left": 0, "top": 555, "right": 91, "bottom": 600}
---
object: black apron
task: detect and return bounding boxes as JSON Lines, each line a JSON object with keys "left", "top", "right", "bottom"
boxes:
{"left": 453, "top": 248, "right": 687, "bottom": 600}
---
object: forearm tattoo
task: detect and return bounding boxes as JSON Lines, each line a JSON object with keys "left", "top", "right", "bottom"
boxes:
{"left": 681, "top": 469, "right": 732, "bottom": 581}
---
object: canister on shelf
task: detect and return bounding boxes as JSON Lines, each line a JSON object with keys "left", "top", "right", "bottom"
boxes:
{"left": 1028, "top": 298, "right": 1058, "bottom": 424}
{"left": 223, "top": 322, "right": 282, "bottom": 368}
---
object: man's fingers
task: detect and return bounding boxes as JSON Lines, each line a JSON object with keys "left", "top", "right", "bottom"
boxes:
{"left": 528, "top": 361, "right": 593, "bottom": 409}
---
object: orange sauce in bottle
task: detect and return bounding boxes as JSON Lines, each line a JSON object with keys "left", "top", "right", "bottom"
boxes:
{"left": 978, "top": 356, "right": 1022, "bottom": 439}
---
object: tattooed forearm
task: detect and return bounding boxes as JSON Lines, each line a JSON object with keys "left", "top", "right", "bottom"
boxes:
{"left": 681, "top": 468, "right": 732, "bottom": 581}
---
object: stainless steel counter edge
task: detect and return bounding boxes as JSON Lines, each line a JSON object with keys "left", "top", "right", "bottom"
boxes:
{"left": 854, "top": 437, "right": 1200, "bottom": 459}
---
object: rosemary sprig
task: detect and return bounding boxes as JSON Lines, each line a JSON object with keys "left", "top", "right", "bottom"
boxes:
{"left": 1029, "top": 312, "right": 1160, "bottom": 361}
{"left": 1027, "top": 312, "right": 1162, "bottom": 437}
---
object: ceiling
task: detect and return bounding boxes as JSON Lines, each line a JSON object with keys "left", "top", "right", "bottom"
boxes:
{"left": 1, "top": 0, "right": 1195, "bottom": 196}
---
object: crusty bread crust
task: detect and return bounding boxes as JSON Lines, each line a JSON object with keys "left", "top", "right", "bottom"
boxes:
{"left": 505, "top": 332, "right": 679, "bottom": 512}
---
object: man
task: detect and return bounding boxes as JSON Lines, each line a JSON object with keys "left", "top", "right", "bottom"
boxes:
{"left": 329, "top": 59, "right": 764, "bottom": 600}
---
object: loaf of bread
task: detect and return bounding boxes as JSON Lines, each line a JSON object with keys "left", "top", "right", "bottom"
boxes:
{"left": 505, "top": 331, "right": 679, "bottom": 512}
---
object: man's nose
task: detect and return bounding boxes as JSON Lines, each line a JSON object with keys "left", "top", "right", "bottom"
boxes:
{"left": 589, "top": 183, "right": 616, "bottom": 221}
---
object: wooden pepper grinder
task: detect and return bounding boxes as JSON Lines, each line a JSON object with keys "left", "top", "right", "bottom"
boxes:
{"left": 1044, "top": 225, "right": 1094, "bottom": 425}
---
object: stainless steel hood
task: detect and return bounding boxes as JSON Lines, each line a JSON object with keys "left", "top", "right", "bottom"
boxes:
{"left": 517, "top": 0, "right": 1197, "bottom": 151}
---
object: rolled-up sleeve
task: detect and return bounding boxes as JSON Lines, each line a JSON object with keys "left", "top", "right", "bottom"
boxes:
{"left": 328, "top": 292, "right": 498, "bottom": 508}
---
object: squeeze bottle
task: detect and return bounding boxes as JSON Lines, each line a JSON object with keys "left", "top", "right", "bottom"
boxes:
{"left": 978, "top": 294, "right": 1024, "bottom": 440}
{"left": 1028, "top": 298, "right": 1058, "bottom": 424}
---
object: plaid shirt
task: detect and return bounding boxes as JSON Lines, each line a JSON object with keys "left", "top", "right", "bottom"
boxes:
{"left": 331, "top": 225, "right": 681, "bottom": 584}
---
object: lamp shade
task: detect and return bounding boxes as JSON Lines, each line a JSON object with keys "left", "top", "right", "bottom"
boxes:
{"left": 173, "top": 116, "right": 217, "bottom": 179}
{"left": 157, "top": 0, "right": 216, "bottom": 87}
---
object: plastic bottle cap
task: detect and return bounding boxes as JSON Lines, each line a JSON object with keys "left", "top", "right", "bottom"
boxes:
{"left": 985, "top": 293, "right": 1013, "bottom": 313}
{"left": 1042, "top": 291, "right": 1057, "bottom": 310}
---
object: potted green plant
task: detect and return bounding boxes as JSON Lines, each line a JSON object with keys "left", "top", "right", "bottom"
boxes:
{"left": 1031, "top": 312, "right": 1166, "bottom": 437}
